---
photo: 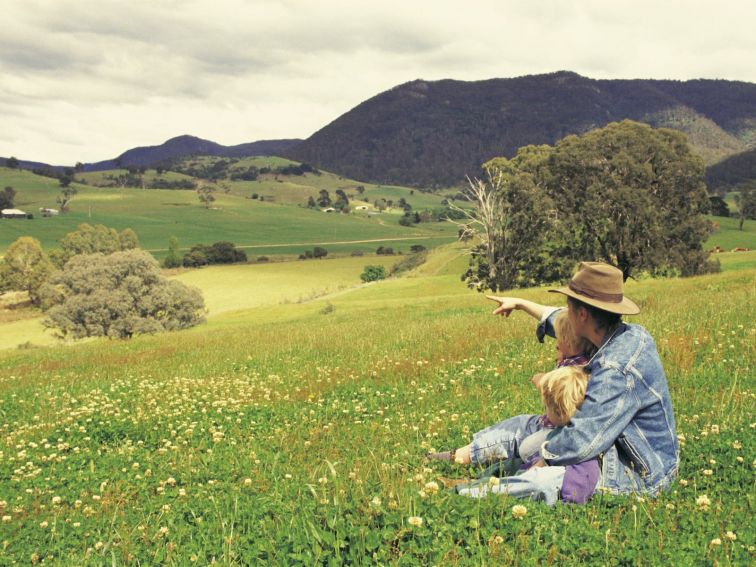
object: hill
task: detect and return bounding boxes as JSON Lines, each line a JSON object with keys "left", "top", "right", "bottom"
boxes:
{"left": 0, "top": 255, "right": 752, "bottom": 563}
{"left": 286, "top": 71, "right": 756, "bottom": 187}
{"left": 706, "top": 147, "right": 756, "bottom": 191}
{"left": 83, "top": 135, "right": 303, "bottom": 171}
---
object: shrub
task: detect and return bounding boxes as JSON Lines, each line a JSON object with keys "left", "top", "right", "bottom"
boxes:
{"left": 376, "top": 246, "right": 394, "bottom": 255}
{"left": 256, "top": 256, "right": 269, "bottom": 262}
{"left": 360, "top": 265, "right": 387, "bottom": 283}
{"left": 313, "top": 246, "right": 328, "bottom": 259}
{"left": 42, "top": 249, "right": 205, "bottom": 339}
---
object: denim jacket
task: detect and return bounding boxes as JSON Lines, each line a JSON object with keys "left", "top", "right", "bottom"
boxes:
{"left": 537, "top": 309, "right": 679, "bottom": 495}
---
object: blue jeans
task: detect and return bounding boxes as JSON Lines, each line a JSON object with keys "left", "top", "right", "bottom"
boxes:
{"left": 470, "top": 414, "right": 543, "bottom": 465}
{"left": 456, "top": 464, "right": 566, "bottom": 505}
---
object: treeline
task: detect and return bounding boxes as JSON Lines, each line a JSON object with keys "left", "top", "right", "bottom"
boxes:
{"left": 170, "top": 159, "right": 319, "bottom": 182}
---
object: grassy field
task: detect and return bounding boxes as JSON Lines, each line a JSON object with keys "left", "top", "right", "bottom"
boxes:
{"left": 0, "top": 242, "right": 753, "bottom": 563}
{"left": 0, "top": 167, "right": 459, "bottom": 258}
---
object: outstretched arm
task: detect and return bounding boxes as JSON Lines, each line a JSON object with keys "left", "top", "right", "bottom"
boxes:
{"left": 485, "top": 296, "right": 556, "bottom": 321}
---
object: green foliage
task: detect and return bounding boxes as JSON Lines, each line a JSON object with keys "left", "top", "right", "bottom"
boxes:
{"left": 182, "top": 241, "right": 247, "bottom": 267}
{"left": 5, "top": 156, "right": 19, "bottom": 169}
{"left": 0, "top": 236, "right": 54, "bottom": 305}
{"left": 360, "top": 264, "right": 387, "bottom": 282}
{"left": 733, "top": 185, "right": 756, "bottom": 230}
{"left": 197, "top": 185, "right": 216, "bottom": 208}
{"left": 163, "top": 236, "right": 182, "bottom": 268}
{"left": 468, "top": 121, "right": 717, "bottom": 290}
{"left": 708, "top": 196, "right": 730, "bottom": 217}
{"left": 42, "top": 249, "right": 205, "bottom": 339}
{"left": 54, "top": 223, "right": 140, "bottom": 267}
{"left": 390, "top": 250, "right": 428, "bottom": 275}
{"left": 0, "top": 185, "right": 16, "bottom": 209}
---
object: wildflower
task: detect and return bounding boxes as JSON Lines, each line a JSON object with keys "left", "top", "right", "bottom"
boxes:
{"left": 370, "top": 496, "right": 382, "bottom": 507}
{"left": 702, "top": 469, "right": 713, "bottom": 476}
{"left": 679, "top": 479, "right": 689, "bottom": 487}
{"left": 511, "top": 505, "right": 528, "bottom": 519}
{"left": 178, "top": 489, "right": 187, "bottom": 497}
{"left": 494, "top": 535, "right": 504, "bottom": 545}
{"left": 725, "top": 531, "right": 737, "bottom": 541}
{"left": 318, "top": 477, "right": 328, "bottom": 485}
{"left": 39, "top": 521, "right": 48, "bottom": 528}
{"left": 159, "top": 526, "right": 169, "bottom": 537}
{"left": 488, "top": 476, "right": 499, "bottom": 488}
{"left": 52, "top": 496, "right": 61, "bottom": 505}
{"left": 696, "top": 494, "right": 711, "bottom": 511}
{"left": 165, "top": 477, "right": 177, "bottom": 487}
{"left": 2, "top": 516, "right": 11, "bottom": 523}
{"left": 710, "top": 425, "right": 719, "bottom": 434}
{"left": 736, "top": 456, "right": 744, "bottom": 463}
{"left": 424, "top": 481, "right": 439, "bottom": 495}
{"left": 710, "top": 538, "right": 721, "bottom": 546}
{"left": 665, "top": 503, "right": 675, "bottom": 510}
{"left": 243, "top": 478, "right": 252, "bottom": 487}
{"left": 94, "top": 542, "right": 104, "bottom": 551}
{"left": 418, "top": 490, "right": 428, "bottom": 499}
{"left": 407, "top": 516, "right": 423, "bottom": 527}
{"left": 732, "top": 440, "right": 742, "bottom": 449}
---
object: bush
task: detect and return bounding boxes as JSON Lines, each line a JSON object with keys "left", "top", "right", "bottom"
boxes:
{"left": 350, "top": 250, "right": 364, "bottom": 257}
{"left": 390, "top": 251, "right": 428, "bottom": 275}
{"left": 313, "top": 246, "right": 328, "bottom": 259}
{"left": 256, "top": 256, "right": 269, "bottom": 262}
{"left": 376, "top": 246, "right": 394, "bottom": 255}
{"left": 42, "top": 249, "right": 205, "bottom": 339}
{"left": 360, "top": 265, "right": 387, "bottom": 283}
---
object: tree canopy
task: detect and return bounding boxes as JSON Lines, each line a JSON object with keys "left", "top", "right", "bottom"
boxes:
{"left": 42, "top": 249, "right": 205, "bottom": 339}
{"left": 462, "top": 121, "right": 716, "bottom": 291}
{"left": 0, "top": 237, "right": 54, "bottom": 306}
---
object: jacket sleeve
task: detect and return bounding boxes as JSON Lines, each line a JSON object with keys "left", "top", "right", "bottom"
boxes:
{"left": 541, "top": 362, "right": 640, "bottom": 466}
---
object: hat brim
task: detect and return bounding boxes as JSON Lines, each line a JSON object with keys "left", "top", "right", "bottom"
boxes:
{"left": 548, "top": 286, "right": 640, "bottom": 315}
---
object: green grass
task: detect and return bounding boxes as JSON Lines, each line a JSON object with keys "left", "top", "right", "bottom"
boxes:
{"left": 706, "top": 214, "right": 756, "bottom": 250}
{"left": 0, "top": 254, "right": 753, "bottom": 563}
{"left": 0, "top": 167, "right": 460, "bottom": 258}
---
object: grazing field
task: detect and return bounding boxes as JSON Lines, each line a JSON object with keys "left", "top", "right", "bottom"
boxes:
{"left": 0, "top": 167, "right": 459, "bottom": 257}
{"left": 0, "top": 256, "right": 753, "bottom": 563}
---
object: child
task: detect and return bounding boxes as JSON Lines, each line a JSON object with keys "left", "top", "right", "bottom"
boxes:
{"left": 454, "top": 365, "right": 600, "bottom": 504}
{"left": 429, "top": 312, "right": 599, "bottom": 504}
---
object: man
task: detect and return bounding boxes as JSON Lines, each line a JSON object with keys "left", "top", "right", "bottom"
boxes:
{"left": 433, "top": 262, "right": 679, "bottom": 496}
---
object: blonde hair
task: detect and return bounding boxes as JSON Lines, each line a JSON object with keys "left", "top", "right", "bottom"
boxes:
{"left": 554, "top": 311, "right": 592, "bottom": 357}
{"left": 539, "top": 365, "right": 589, "bottom": 426}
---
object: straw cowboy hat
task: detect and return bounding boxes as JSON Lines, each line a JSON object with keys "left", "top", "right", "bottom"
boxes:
{"left": 549, "top": 262, "right": 640, "bottom": 315}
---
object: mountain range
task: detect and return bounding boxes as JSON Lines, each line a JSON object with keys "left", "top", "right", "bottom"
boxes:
{"left": 3, "top": 71, "right": 755, "bottom": 187}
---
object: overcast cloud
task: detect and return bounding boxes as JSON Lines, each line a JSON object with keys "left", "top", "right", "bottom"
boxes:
{"left": 2, "top": 0, "right": 755, "bottom": 164}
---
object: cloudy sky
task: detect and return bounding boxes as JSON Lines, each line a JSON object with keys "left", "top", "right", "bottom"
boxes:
{"left": 2, "top": 0, "right": 755, "bottom": 165}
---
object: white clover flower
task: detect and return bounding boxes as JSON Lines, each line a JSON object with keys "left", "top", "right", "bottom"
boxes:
{"left": 679, "top": 479, "right": 689, "bottom": 487}
{"left": 243, "top": 478, "right": 252, "bottom": 486}
{"left": 696, "top": 494, "right": 711, "bottom": 511}
{"left": 732, "top": 440, "right": 742, "bottom": 449}
{"left": 52, "top": 496, "right": 62, "bottom": 506}
{"left": 2, "top": 516, "right": 10, "bottom": 523}
{"left": 407, "top": 516, "right": 423, "bottom": 527}
{"left": 511, "top": 505, "right": 528, "bottom": 519}
{"left": 424, "top": 481, "right": 439, "bottom": 495}
{"left": 703, "top": 469, "right": 713, "bottom": 476}
{"left": 710, "top": 538, "right": 721, "bottom": 546}
{"left": 725, "top": 531, "right": 737, "bottom": 541}
{"left": 494, "top": 535, "right": 504, "bottom": 544}
{"left": 370, "top": 496, "right": 382, "bottom": 507}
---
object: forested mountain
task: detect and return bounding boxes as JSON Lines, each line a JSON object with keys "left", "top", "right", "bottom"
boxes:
{"left": 84, "top": 136, "right": 302, "bottom": 171}
{"left": 285, "top": 71, "right": 756, "bottom": 187}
